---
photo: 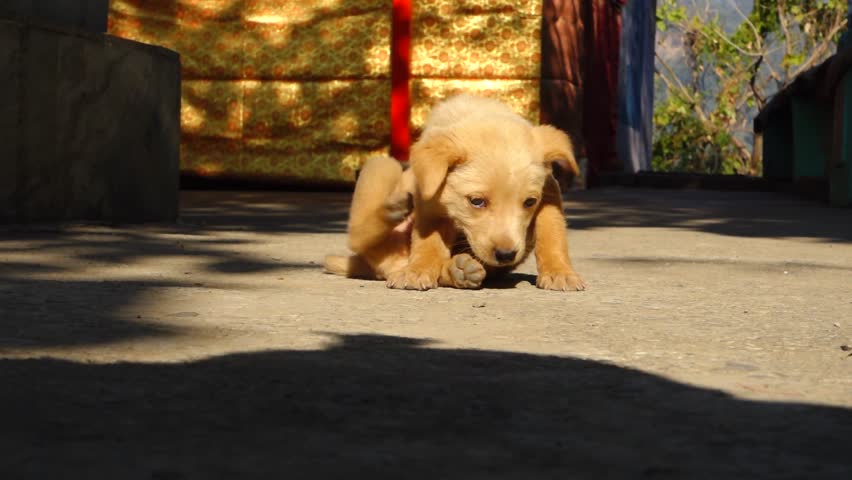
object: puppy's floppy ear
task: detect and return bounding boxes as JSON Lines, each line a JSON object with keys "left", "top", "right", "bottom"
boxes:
{"left": 532, "top": 125, "right": 579, "bottom": 176}
{"left": 410, "top": 129, "right": 465, "bottom": 201}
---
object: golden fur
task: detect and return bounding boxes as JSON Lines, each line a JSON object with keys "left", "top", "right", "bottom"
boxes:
{"left": 324, "top": 94, "right": 586, "bottom": 291}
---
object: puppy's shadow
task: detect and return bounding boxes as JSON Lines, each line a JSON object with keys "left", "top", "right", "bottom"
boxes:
{"left": 483, "top": 272, "right": 538, "bottom": 289}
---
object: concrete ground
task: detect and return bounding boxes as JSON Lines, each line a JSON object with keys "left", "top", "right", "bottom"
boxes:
{"left": 1, "top": 188, "right": 851, "bottom": 479}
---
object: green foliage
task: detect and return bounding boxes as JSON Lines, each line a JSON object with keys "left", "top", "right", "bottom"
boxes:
{"left": 653, "top": 95, "right": 740, "bottom": 175}
{"left": 654, "top": 0, "right": 848, "bottom": 175}
{"left": 656, "top": 0, "right": 687, "bottom": 32}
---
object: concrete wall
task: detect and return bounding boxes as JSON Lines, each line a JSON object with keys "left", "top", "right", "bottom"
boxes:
{"left": 0, "top": 0, "right": 109, "bottom": 33}
{"left": 0, "top": 20, "right": 181, "bottom": 223}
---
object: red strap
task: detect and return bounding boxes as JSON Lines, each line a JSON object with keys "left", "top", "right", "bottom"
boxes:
{"left": 390, "top": 0, "right": 412, "bottom": 161}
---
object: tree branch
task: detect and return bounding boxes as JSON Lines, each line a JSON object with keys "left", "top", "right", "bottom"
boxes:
{"left": 748, "top": 55, "right": 765, "bottom": 109}
{"left": 696, "top": 25, "right": 763, "bottom": 58}
{"left": 777, "top": 0, "right": 796, "bottom": 80}
{"left": 654, "top": 51, "right": 698, "bottom": 103}
{"left": 727, "top": 0, "right": 763, "bottom": 50}
{"left": 790, "top": 17, "right": 848, "bottom": 78}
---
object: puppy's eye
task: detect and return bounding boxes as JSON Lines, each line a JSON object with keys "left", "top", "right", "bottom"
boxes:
{"left": 469, "top": 197, "right": 487, "bottom": 208}
{"left": 523, "top": 197, "right": 538, "bottom": 208}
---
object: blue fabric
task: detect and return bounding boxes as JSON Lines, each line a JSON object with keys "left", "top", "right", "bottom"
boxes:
{"left": 616, "top": 0, "right": 656, "bottom": 173}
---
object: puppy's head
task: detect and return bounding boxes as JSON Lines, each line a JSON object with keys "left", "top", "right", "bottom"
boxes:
{"left": 411, "top": 119, "right": 577, "bottom": 268}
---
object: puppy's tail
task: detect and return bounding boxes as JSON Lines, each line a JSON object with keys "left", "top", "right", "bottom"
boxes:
{"left": 323, "top": 254, "right": 375, "bottom": 279}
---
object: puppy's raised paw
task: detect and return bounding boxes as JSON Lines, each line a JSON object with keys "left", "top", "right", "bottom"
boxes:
{"left": 386, "top": 267, "right": 439, "bottom": 291}
{"left": 383, "top": 191, "right": 413, "bottom": 224}
{"left": 536, "top": 269, "right": 586, "bottom": 292}
{"left": 446, "top": 254, "right": 486, "bottom": 289}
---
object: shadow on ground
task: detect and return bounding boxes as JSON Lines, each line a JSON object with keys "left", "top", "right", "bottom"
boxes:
{"left": 179, "top": 191, "right": 350, "bottom": 233}
{"left": 179, "top": 188, "right": 852, "bottom": 244}
{"left": 5, "top": 189, "right": 846, "bottom": 287}
{"left": 0, "top": 260, "right": 316, "bottom": 350}
{"left": 565, "top": 189, "right": 852, "bottom": 242}
{"left": 0, "top": 192, "right": 338, "bottom": 295}
{"left": 181, "top": 189, "right": 852, "bottom": 243}
{"left": 0, "top": 277, "right": 182, "bottom": 349}
{"left": 0, "top": 194, "right": 328, "bottom": 349}
{"left": 1, "top": 333, "right": 849, "bottom": 478}
{"left": 0, "top": 191, "right": 344, "bottom": 351}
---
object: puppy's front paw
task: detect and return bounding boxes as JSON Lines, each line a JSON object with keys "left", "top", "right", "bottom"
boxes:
{"left": 386, "top": 267, "right": 439, "bottom": 291}
{"left": 537, "top": 269, "right": 586, "bottom": 292}
{"left": 446, "top": 254, "right": 486, "bottom": 289}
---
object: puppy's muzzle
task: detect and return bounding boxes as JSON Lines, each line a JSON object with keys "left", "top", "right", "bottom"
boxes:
{"left": 494, "top": 249, "right": 518, "bottom": 265}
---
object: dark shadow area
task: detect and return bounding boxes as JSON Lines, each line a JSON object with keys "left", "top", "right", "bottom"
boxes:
{"left": 183, "top": 187, "right": 851, "bottom": 243}
{"left": 565, "top": 188, "right": 852, "bottom": 242}
{"left": 0, "top": 225, "right": 322, "bottom": 278}
{"left": 0, "top": 255, "right": 316, "bottom": 350}
{"left": 0, "top": 195, "right": 326, "bottom": 349}
{"left": 1, "top": 333, "right": 849, "bottom": 478}
{"left": 0, "top": 241, "right": 319, "bottom": 348}
{"left": 590, "top": 256, "right": 852, "bottom": 272}
{"left": 339, "top": 272, "right": 540, "bottom": 290}
{"left": 179, "top": 191, "right": 350, "bottom": 234}
{"left": 0, "top": 192, "right": 338, "bottom": 282}
{"left": 484, "top": 272, "right": 539, "bottom": 289}
{"left": 0, "top": 278, "right": 182, "bottom": 349}
{"left": 3, "top": 185, "right": 849, "bottom": 350}
{"left": 208, "top": 259, "right": 316, "bottom": 274}
{"left": 179, "top": 172, "right": 356, "bottom": 192}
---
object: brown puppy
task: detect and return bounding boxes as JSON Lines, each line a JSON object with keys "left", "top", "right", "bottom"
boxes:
{"left": 325, "top": 93, "right": 585, "bottom": 291}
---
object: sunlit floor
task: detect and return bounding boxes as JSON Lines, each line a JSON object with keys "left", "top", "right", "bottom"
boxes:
{"left": 2, "top": 188, "right": 851, "bottom": 478}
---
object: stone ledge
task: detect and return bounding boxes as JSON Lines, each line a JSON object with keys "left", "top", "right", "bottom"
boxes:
{"left": 0, "top": 20, "right": 181, "bottom": 224}
{"left": 0, "top": 0, "right": 109, "bottom": 34}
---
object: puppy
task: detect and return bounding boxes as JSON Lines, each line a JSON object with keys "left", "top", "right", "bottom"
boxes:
{"left": 325, "top": 93, "right": 585, "bottom": 291}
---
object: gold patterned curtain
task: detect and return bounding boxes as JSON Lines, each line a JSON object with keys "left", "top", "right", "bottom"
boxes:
{"left": 109, "top": 0, "right": 544, "bottom": 185}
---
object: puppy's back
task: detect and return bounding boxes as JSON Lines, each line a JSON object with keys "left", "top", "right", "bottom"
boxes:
{"left": 424, "top": 94, "right": 525, "bottom": 131}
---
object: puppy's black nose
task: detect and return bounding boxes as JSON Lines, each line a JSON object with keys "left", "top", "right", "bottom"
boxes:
{"left": 494, "top": 249, "right": 517, "bottom": 264}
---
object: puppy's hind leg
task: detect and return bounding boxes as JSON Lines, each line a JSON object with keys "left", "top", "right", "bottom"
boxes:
{"left": 323, "top": 248, "right": 409, "bottom": 281}
{"left": 344, "top": 156, "right": 413, "bottom": 280}
{"left": 384, "top": 167, "right": 415, "bottom": 225}
{"left": 348, "top": 155, "right": 409, "bottom": 253}
{"left": 323, "top": 254, "right": 375, "bottom": 278}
